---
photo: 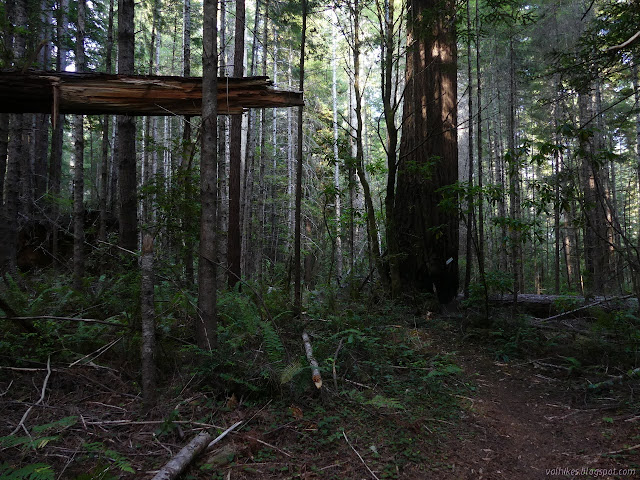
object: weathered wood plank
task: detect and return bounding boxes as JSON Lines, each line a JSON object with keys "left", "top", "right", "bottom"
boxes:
{"left": 0, "top": 70, "right": 304, "bottom": 115}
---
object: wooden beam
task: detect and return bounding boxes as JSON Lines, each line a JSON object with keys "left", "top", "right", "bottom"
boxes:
{"left": 0, "top": 70, "right": 304, "bottom": 116}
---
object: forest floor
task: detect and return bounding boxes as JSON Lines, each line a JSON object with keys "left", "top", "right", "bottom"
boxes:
{"left": 1, "top": 309, "right": 639, "bottom": 479}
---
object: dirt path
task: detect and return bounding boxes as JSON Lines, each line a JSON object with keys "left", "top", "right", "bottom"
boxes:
{"left": 442, "top": 345, "right": 639, "bottom": 479}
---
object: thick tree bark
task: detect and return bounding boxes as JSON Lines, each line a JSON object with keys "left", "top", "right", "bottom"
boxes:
{"left": 116, "top": 0, "right": 138, "bottom": 252}
{"left": 394, "top": 0, "right": 458, "bottom": 303}
{"left": 197, "top": 0, "right": 218, "bottom": 350}
{"left": 227, "top": 0, "right": 246, "bottom": 288}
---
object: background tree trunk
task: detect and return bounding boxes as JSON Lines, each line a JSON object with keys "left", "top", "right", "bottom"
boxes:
{"left": 116, "top": 0, "right": 138, "bottom": 251}
{"left": 140, "top": 234, "right": 156, "bottom": 407}
{"left": 99, "top": 0, "right": 115, "bottom": 243}
{"left": 227, "top": 0, "right": 245, "bottom": 288}
{"left": 73, "top": 0, "right": 86, "bottom": 290}
{"left": 197, "top": 0, "right": 218, "bottom": 350}
{"left": 294, "top": 0, "right": 307, "bottom": 316}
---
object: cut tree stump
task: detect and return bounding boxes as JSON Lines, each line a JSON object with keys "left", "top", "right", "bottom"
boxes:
{"left": 0, "top": 70, "right": 304, "bottom": 116}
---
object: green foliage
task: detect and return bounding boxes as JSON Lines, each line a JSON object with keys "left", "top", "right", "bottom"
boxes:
{"left": 82, "top": 442, "right": 134, "bottom": 474}
{"left": 0, "top": 463, "right": 54, "bottom": 480}
{"left": 0, "top": 416, "right": 78, "bottom": 454}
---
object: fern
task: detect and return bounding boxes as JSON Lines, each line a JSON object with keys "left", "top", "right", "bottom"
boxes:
{"left": 32, "top": 416, "right": 77, "bottom": 434}
{"left": 0, "top": 462, "right": 54, "bottom": 480}
{"left": 279, "top": 360, "right": 303, "bottom": 384}
{"left": 0, "top": 435, "right": 58, "bottom": 450}
{"left": 261, "top": 321, "right": 285, "bottom": 364}
{"left": 365, "top": 394, "right": 405, "bottom": 410}
{"left": 83, "top": 442, "right": 135, "bottom": 473}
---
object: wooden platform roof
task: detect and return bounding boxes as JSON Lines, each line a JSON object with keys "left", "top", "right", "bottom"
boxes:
{"left": 0, "top": 70, "right": 304, "bottom": 116}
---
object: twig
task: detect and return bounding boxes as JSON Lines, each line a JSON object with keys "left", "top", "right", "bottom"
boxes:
{"left": 206, "top": 421, "right": 243, "bottom": 450}
{"left": 602, "top": 444, "right": 640, "bottom": 456}
{"left": 245, "top": 436, "right": 292, "bottom": 457}
{"left": 69, "top": 337, "right": 122, "bottom": 367}
{"left": 332, "top": 337, "right": 344, "bottom": 390}
{"left": 588, "top": 367, "right": 640, "bottom": 391}
{"left": 11, "top": 356, "right": 52, "bottom": 435}
{"left": 1, "top": 315, "right": 123, "bottom": 327}
{"left": 96, "top": 239, "right": 138, "bottom": 256}
{"left": 0, "top": 380, "right": 13, "bottom": 396}
{"left": 344, "top": 378, "right": 373, "bottom": 389}
{"left": 342, "top": 430, "right": 379, "bottom": 480}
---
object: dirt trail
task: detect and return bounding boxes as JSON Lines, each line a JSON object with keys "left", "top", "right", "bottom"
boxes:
{"left": 442, "top": 346, "right": 639, "bottom": 479}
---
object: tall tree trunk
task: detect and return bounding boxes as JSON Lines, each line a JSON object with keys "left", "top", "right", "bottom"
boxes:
{"left": 73, "top": 0, "right": 86, "bottom": 290}
{"left": 198, "top": 0, "right": 219, "bottom": 350}
{"left": 475, "top": 0, "right": 485, "bottom": 283}
{"left": 294, "top": 0, "right": 307, "bottom": 316}
{"left": 182, "top": 0, "right": 195, "bottom": 285}
{"left": 217, "top": 0, "right": 228, "bottom": 283}
{"left": 257, "top": 0, "right": 269, "bottom": 282}
{"left": 332, "top": 18, "right": 343, "bottom": 284}
{"left": 394, "top": 0, "right": 459, "bottom": 303}
{"left": 227, "top": 0, "right": 246, "bottom": 288}
{"left": 48, "top": 0, "right": 69, "bottom": 265}
{"left": 633, "top": 61, "right": 640, "bottom": 260}
{"left": 3, "top": 0, "right": 27, "bottom": 273}
{"left": 0, "top": 114, "right": 8, "bottom": 210}
{"left": 579, "top": 87, "right": 608, "bottom": 296}
{"left": 241, "top": 0, "right": 260, "bottom": 280}
{"left": 352, "top": 0, "right": 386, "bottom": 289}
{"left": 553, "top": 86, "right": 561, "bottom": 294}
{"left": 463, "top": 0, "right": 474, "bottom": 299}
{"left": 377, "top": 0, "right": 401, "bottom": 295}
{"left": 117, "top": 0, "right": 138, "bottom": 251}
{"left": 99, "top": 0, "right": 114, "bottom": 243}
{"left": 507, "top": 37, "right": 519, "bottom": 303}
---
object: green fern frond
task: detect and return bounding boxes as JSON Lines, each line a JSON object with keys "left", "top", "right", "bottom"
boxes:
{"left": 279, "top": 360, "right": 303, "bottom": 384}
{"left": 32, "top": 416, "right": 77, "bottom": 434}
{"left": 365, "top": 394, "right": 404, "bottom": 410}
{"left": 262, "top": 321, "right": 285, "bottom": 364}
{"left": 0, "top": 462, "right": 54, "bottom": 480}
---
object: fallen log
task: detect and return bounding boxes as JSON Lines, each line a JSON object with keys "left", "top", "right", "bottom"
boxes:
{"left": 151, "top": 421, "right": 242, "bottom": 480}
{"left": 488, "top": 293, "right": 638, "bottom": 317}
{"left": 0, "top": 70, "right": 304, "bottom": 116}
{"left": 302, "top": 331, "right": 322, "bottom": 389}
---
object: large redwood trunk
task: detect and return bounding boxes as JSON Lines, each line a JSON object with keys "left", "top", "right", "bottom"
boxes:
{"left": 394, "top": 0, "right": 458, "bottom": 303}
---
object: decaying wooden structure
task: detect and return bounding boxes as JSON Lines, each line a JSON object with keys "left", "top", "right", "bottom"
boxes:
{"left": 0, "top": 70, "right": 304, "bottom": 116}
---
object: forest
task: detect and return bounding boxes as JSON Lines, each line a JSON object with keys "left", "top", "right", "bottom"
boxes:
{"left": 0, "top": 0, "right": 639, "bottom": 478}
